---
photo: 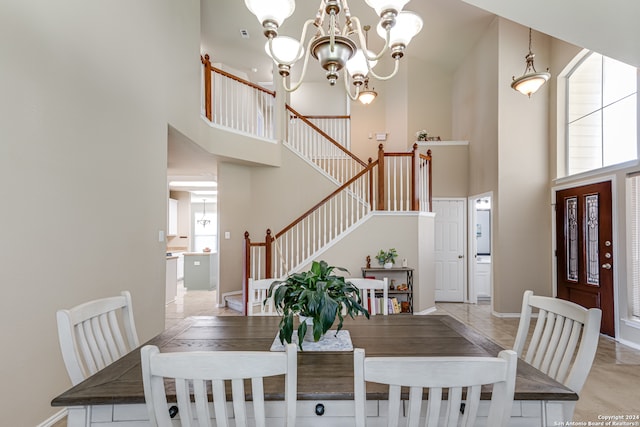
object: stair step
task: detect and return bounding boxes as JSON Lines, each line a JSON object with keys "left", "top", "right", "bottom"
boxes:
{"left": 225, "top": 294, "right": 244, "bottom": 313}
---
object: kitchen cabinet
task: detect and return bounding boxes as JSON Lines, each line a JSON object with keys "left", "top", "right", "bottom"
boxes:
{"left": 168, "top": 198, "right": 178, "bottom": 236}
{"left": 165, "top": 256, "right": 178, "bottom": 304}
{"left": 183, "top": 252, "right": 217, "bottom": 290}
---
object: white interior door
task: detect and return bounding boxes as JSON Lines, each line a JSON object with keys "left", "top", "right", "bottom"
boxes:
{"left": 433, "top": 199, "right": 466, "bottom": 302}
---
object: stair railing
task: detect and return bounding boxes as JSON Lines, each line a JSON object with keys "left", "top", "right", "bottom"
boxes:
{"left": 286, "top": 104, "right": 367, "bottom": 185}
{"left": 201, "top": 54, "right": 276, "bottom": 139}
{"left": 244, "top": 144, "right": 432, "bottom": 285}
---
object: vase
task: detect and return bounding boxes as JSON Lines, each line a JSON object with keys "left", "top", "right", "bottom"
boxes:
{"left": 300, "top": 316, "right": 324, "bottom": 342}
{"left": 384, "top": 262, "right": 393, "bottom": 269}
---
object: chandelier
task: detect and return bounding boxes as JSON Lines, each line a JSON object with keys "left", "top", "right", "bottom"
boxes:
{"left": 197, "top": 199, "right": 210, "bottom": 227}
{"left": 245, "top": 0, "right": 423, "bottom": 101}
{"left": 511, "top": 28, "right": 550, "bottom": 97}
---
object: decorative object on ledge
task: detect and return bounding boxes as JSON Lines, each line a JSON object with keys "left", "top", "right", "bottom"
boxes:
{"left": 375, "top": 248, "right": 398, "bottom": 269}
{"left": 415, "top": 129, "right": 428, "bottom": 141}
{"left": 244, "top": 0, "right": 422, "bottom": 99}
{"left": 511, "top": 28, "right": 550, "bottom": 97}
{"left": 196, "top": 199, "right": 210, "bottom": 227}
{"left": 268, "top": 260, "right": 369, "bottom": 350}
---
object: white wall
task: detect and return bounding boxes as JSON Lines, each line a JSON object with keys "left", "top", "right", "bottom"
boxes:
{"left": 0, "top": 1, "right": 199, "bottom": 424}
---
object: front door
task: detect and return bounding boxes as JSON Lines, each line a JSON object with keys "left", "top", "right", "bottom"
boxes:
{"left": 555, "top": 181, "right": 615, "bottom": 336}
{"left": 433, "top": 199, "right": 465, "bottom": 302}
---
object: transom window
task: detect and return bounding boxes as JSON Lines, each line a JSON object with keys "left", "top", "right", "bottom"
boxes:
{"left": 566, "top": 52, "right": 638, "bottom": 176}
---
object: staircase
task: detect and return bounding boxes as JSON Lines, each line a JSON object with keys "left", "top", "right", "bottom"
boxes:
{"left": 201, "top": 56, "right": 433, "bottom": 314}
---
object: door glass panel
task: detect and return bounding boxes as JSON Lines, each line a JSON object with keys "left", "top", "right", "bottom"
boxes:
{"left": 566, "top": 197, "right": 579, "bottom": 282}
{"left": 585, "top": 194, "right": 600, "bottom": 285}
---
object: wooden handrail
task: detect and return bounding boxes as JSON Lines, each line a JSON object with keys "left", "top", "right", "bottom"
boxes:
{"left": 289, "top": 114, "right": 351, "bottom": 120}
{"left": 202, "top": 54, "right": 276, "bottom": 96}
{"left": 286, "top": 104, "right": 367, "bottom": 167}
{"left": 275, "top": 161, "right": 377, "bottom": 240}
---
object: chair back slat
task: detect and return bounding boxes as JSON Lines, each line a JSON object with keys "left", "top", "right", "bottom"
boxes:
{"left": 57, "top": 291, "right": 139, "bottom": 385}
{"left": 513, "top": 290, "right": 602, "bottom": 398}
{"left": 347, "top": 278, "right": 389, "bottom": 315}
{"left": 354, "top": 349, "right": 517, "bottom": 427}
{"left": 141, "top": 344, "right": 297, "bottom": 427}
{"left": 212, "top": 380, "right": 228, "bottom": 427}
{"left": 247, "top": 278, "right": 280, "bottom": 316}
{"left": 444, "top": 386, "right": 462, "bottom": 427}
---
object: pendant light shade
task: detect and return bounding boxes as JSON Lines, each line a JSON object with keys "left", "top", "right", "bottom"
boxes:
{"left": 377, "top": 11, "right": 423, "bottom": 58}
{"left": 511, "top": 28, "right": 550, "bottom": 97}
{"left": 245, "top": 0, "right": 295, "bottom": 37}
{"left": 365, "top": 0, "right": 410, "bottom": 16}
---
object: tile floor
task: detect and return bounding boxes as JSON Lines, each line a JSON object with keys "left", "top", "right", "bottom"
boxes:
{"left": 54, "top": 287, "right": 640, "bottom": 426}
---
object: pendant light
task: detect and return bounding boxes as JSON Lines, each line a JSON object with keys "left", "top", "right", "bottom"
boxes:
{"left": 197, "top": 199, "right": 210, "bottom": 227}
{"left": 511, "top": 28, "right": 550, "bottom": 97}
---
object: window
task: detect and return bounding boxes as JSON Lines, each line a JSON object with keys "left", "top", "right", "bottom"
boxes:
{"left": 566, "top": 52, "right": 638, "bottom": 176}
{"left": 631, "top": 175, "right": 640, "bottom": 319}
{"left": 193, "top": 205, "right": 217, "bottom": 253}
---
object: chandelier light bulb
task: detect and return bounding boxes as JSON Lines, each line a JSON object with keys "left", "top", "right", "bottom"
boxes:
{"left": 265, "top": 36, "right": 304, "bottom": 64}
{"left": 364, "top": 0, "right": 410, "bottom": 16}
{"left": 377, "top": 11, "right": 423, "bottom": 55}
{"left": 244, "top": 0, "right": 295, "bottom": 37}
{"left": 346, "top": 49, "right": 378, "bottom": 80}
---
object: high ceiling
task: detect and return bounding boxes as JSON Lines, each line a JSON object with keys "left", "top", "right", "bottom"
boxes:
{"left": 170, "top": 1, "right": 496, "bottom": 185}
{"left": 200, "top": 0, "right": 496, "bottom": 84}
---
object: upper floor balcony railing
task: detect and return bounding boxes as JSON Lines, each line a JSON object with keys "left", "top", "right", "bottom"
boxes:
{"left": 201, "top": 54, "right": 276, "bottom": 139}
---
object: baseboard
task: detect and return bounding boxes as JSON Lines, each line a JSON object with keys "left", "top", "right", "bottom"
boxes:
{"left": 491, "top": 311, "right": 522, "bottom": 318}
{"left": 37, "top": 408, "right": 67, "bottom": 427}
{"left": 413, "top": 306, "right": 437, "bottom": 315}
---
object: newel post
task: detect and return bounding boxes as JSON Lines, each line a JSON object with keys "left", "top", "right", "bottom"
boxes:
{"left": 201, "top": 54, "right": 212, "bottom": 121}
{"left": 411, "top": 143, "right": 419, "bottom": 211}
{"left": 368, "top": 157, "right": 374, "bottom": 210}
{"left": 265, "top": 229, "right": 273, "bottom": 279}
{"left": 377, "top": 144, "right": 385, "bottom": 211}
{"left": 243, "top": 231, "right": 251, "bottom": 315}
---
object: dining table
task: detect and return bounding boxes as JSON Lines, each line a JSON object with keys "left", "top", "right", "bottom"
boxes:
{"left": 51, "top": 314, "right": 577, "bottom": 426}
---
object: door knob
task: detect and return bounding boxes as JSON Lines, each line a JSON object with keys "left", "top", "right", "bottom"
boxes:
{"left": 602, "top": 263, "right": 612, "bottom": 270}
{"left": 458, "top": 255, "right": 464, "bottom": 259}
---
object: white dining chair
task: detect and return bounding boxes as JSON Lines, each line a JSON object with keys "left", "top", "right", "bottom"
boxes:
{"left": 353, "top": 348, "right": 518, "bottom": 427}
{"left": 247, "top": 278, "right": 280, "bottom": 316}
{"left": 141, "top": 343, "right": 298, "bottom": 427}
{"left": 56, "top": 290, "right": 140, "bottom": 385}
{"left": 513, "top": 290, "right": 602, "bottom": 420}
{"left": 347, "top": 278, "right": 389, "bottom": 315}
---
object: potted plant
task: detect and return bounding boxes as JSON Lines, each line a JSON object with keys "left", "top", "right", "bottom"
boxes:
{"left": 375, "top": 248, "right": 398, "bottom": 269}
{"left": 268, "top": 260, "right": 369, "bottom": 349}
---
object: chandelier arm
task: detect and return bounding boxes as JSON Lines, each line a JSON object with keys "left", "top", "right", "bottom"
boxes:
{"left": 350, "top": 16, "right": 389, "bottom": 61}
{"left": 367, "top": 58, "right": 400, "bottom": 81}
{"left": 266, "top": 19, "right": 316, "bottom": 66}
{"left": 343, "top": 69, "right": 361, "bottom": 101}
{"left": 281, "top": 37, "right": 317, "bottom": 93}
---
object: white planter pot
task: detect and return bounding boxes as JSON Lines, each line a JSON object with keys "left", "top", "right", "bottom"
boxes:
{"left": 384, "top": 262, "right": 393, "bottom": 269}
{"left": 300, "top": 316, "right": 325, "bottom": 342}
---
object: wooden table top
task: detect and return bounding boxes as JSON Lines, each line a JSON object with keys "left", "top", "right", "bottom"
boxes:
{"left": 51, "top": 315, "right": 577, "bottom": 407}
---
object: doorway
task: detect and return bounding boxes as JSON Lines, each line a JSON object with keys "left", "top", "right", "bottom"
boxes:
{"left": 555, "top": 180, "right": 615, "bottom": 336}
{"left": 468, "top": 193, "right": 493, "bottom": 304}
{"left": 433, "top": 198, "right": 466, "bottom": 302}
